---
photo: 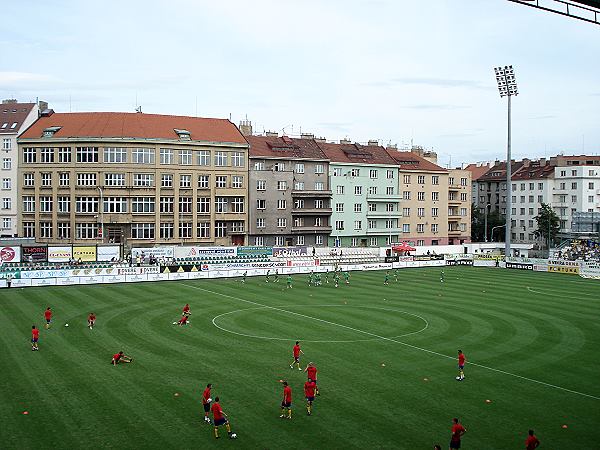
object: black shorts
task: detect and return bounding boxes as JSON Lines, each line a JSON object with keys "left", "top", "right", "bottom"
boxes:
{"left": 281, "top": 401, "right": 291, "bottom": 408}
{"left": 203, "top": 402, "right": 211, "bottom": 413}
{"left": 214, "top": 417, "right": 227, "bottom": 426}
{"left": 450, "top": 440, "right": 461, "bottom": 449}
{"left": 306, "top": 396, "right": 314, "bottom": 402}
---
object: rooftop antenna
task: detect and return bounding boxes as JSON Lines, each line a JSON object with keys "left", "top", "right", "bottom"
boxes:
{"left": 195, "top": 96, "right": 198, "bottom": 117}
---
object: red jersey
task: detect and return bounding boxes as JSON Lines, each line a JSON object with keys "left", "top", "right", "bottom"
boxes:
{"left": 458, "top": 353, "right": 465, "bottom": 366}
{"left": 32, "top": 329, "right": 39, "bottom": 339}
{"left": 202, "top": 387, "right": 211, "bottom": 403}
{"left": 88, "top": 314, "right": 96, "bottom": 321}
{"left": 283, "top": 386, "right": 292, "bottom": 403}
{"left": 307, "top": 366, "right": 317, "bottom": 380}
{"left": 183, "top": 305, "right": 190, "bottom": 313}
{"left": 211, "top": 402, "right": 223, "bottom": 421}
{"left": 304, "top": 381, "right": 316, "bottom": 397}
{"left": 525, "top": 435, "right": 540, "bottom": 450}
{"left": 179, "top": 316, "right": 188, "bottom": 324}
{"left": 293, "top": 345, "right": 301, "bottom": 358}
{"left": 451, "top": 423, "right": 466, "bottom": 442}
{"left": 113, "top": 353, "right": 121, "bottom": 361}
{"left": 44, "top": 310, "right": 52, "bottom": 320}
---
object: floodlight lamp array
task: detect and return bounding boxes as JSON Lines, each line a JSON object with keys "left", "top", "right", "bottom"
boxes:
{"left": 494, "top": 65, "right": 519, "bottom": 97}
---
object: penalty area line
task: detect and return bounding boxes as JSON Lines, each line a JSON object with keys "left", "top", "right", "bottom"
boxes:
{"left": 182, "top": 283, "right": 600, "bottom": 401}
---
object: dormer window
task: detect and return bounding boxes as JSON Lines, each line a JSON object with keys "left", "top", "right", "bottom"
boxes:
{"left": 10, "top": 122, "right": 17, "bottom": 129}
{"left": 42, "top": 126, "right": 61, "bottom": 137}
{"left": 174, "top": 129, "right": 191, "bottom": 140}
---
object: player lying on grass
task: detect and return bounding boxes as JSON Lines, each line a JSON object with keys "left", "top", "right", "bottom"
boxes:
{"left": 174, "top": 315, "right": 189, "bottom": 326}
{"left": 182, "top": 304, "right": 191, "bottom": 317}
{"left": 111, "top": 351, "right": 133, "bottom": 365}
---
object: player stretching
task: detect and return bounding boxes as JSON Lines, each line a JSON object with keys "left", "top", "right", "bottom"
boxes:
{"left": 274, "top": 270, "right": 279, "bottom": 282}
{"left": 242, "top": 270, "right": 247, "bottom": 283}
{"left": 456, "top": 350, "right": 466, "bottom": 381}
{"left": 280, "top": 381, "right": 292, "bottom": 419}
{"left": 211, "top": 397, "right": 235, "bottom": 438}
{"left": 344, "top": 271, "right": 350, "bottom": 285}
{"left": 449, "top": 418, "right": 467, "bottom": 449}
{"left": 31, "top": 325, "right": 39, "bottom": 351}
{"left": 176, "top": 315, "right": 189, "bottom": 326}
{"left": 440, "top": 270, "right": 445, "bottom": 283}
{"left": 88, "top": 312, "right": 96, "bottom": 329}
{"left": 265, "top": 270, "right": 270, "bottom": 283}
{"left": 202, "top": 383, "right": 212, "bottom": 424}
{"left": 334, "top": 272, "right": 340, "bottom": 288}
{"left": 384, "top": 271, "right": 389, "bottom": 285}
{"left": 290, "top": 341, "right": 304, "bottom": 370}
{"left": 182, "top": 303, "right": 191, "bottom": 317}
{"left": 325, "top": 270, "right": 329, "bottom": 284}
{"left": 304, "top": 362, "right": 320, "bottom": 396}
{"left": 304, "top": 378, "right": 316, "bottom": 415}
{"left": 111, "top": 351, "right": 133, "bottom": 365}
{"left": 394, "top": 268, "right": 399, "bottom": 282}
{"left": 287, "top": 274, "right": 293, "bottom": 289}
{"left": 308, "top": 271, "right": 314, "bottom": 286}
{"left": 44, "top": 307, "right": 52, "bottom": 329}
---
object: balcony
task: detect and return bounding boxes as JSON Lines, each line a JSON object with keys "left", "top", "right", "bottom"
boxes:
{"left": 448, "top": 229, "right": 463, "bottom": 236}
{"left": 291, "top": 208, "right": 332, "bottom": 215}
{"left": 366, "top": 194, "right": 402, "bottom": 202}
{"left": 448, "top": 198, "right": 461, "bottom": 205}
{"left": 366, "top": 227, "right": 401, "bottom": 234}
{"left": 291, "top": 225, "right": 332, "bottom": 234}
{"left": 291, "top": 190, "right": 332, "bottom": 198}
{"left": 448, "top": 184, "right": 461, "bottom": 191}
{"left": 366, "top": 210, "right": 399, "bottom": 219}
{"left": 214, "top": 212, "right": 246, "bottom": 221}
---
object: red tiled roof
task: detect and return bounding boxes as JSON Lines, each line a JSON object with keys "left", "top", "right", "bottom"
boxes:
{"left": 19, "top": 112, "right": 247, "bottom": 144}
{"left": 511, "top": 162, "right": 555, "bottom": 180}
{"left": 317, "top": 142, "right": 398, "bottom": 166}
{"left": 385, "top": 149, "right": 447, "bottom": 172}
{"left": 0, "top": 103, "right": 36, "bottom": 135}
{"left": 477, "top": 161, "right": 525, "bottom": 182}
{"left": 246, "top": 135, "right": 328, "bottom": 160}
{"left": 464, "top": 163, "right": 493, "bottom": 181}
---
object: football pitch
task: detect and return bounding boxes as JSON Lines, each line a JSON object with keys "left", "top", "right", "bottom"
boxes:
{"left": 1, "top": 266, "right": 599, "bottom": 449}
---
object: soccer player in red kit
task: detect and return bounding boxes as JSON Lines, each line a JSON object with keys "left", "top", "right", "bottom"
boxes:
{"left": 449, "top": 417, "right": 467, "bottom": 449}
{"left": 289, "top": 341, "right": 304, "bottom": 370}
{"left": 44, "top": 307, "right": 52, "bottom": 329}
{"left": 111, "top": 351, "right": 133, "bottom": 365}
{"left": 202, "top": 383, "right": 212, "bottom": 424}
{"left": 457, "top": 350, "right": 466, "bottom": 381}
{"left": 304, "top": 362, "right": 320, "bottom": 395}
{"left": 304, "top": 378, "right": 316, "bottom": 415}
{"left": 211, "top": 397, "right": 235, "bottom": 439}
{"left": 525, "top": 429, "right": 540, "bottom": 450}
{"left": 182, "top": 304, "right": 191, "bottom": 317}
{"left": 31, "top": 325, "right": 39, "bottom": 351}
{"left": 88, "top": 312, "right": 96, "bottom": 329}
{"left": 280, "top": 381, "right": 292, "bottom": 419}
{"left": 177, "top": 315, "right": 189, "bottom": 326}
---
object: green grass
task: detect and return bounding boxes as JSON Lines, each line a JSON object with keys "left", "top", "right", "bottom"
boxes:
{"left": 1, "top": 266, "right": 599, "bottom": 449}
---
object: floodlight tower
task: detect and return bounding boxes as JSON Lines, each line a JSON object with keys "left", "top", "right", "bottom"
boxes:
{"left": 494, "top": 65, "right": 519, "bottom": 257}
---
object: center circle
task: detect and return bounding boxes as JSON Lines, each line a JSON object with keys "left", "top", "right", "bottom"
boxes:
{"left": 211, "top": 304, "right": 429, "bottom": 343}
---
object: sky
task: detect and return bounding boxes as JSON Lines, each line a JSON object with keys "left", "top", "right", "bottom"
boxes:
{"left": 1, "top": 0, "right": 599, "bottom": 168}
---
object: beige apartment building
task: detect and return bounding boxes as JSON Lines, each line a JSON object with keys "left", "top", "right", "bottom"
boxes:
{"left": 18, "top": 111, "right": 249, "bottom": 247}
{"left": 447, "top": 168, "right": 471, "bottom": 244}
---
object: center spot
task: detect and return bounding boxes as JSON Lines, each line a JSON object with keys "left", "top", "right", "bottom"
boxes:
{"left": 211, "top": 304, "right": 428, "bottom": 343}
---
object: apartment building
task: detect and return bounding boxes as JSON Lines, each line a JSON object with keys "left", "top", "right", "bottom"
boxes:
{"left": 447, "top": 168, "right": 472, "bottom": 244}
{"left": 320, "top": 141, "right": 401, "bottom": 247}
{"left": 0, "top": 100, "right": 43, "bottom": 237}
{"left": 246, "top": 133, "right": 332, "bottom": 247}
{"left": 464, "top": 162, "right": 492, "bottom": 206}
{"left": 17, "top": 112, "right": 249, "bottom": 247}
{"left": 471, "top": 160, "right": 526, "bottom": 217}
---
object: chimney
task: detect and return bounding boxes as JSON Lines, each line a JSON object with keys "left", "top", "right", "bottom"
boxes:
{"left": 40, "top": 109, "right": 54, "bottom": 117}
{"left": 239, "top": 119, "right": 253, "bottom": 136}
{"left": 539, "top": 158, "right": 546, "bottom": 166}
{"left": 386, "top": 143, "right": 398, "bottom": 150}
{"left": 340, "top": 138, "right": 352, "bottom": 145}
{"left": 265, "top": 131, "right": 278, "bottom": 137}
{"left": 314, "top": 136, "right": 327, "bottom": 143}
{"left": 367, "top": 139, "right": 379, "bottom": 146}
{"left": 300, "top": 133, "right": 314, "bottom": 140}
{"left": 2, "top": 99, "right": 18, "bottom": 104}
{"left": 38, "top": 101, "right": 48, "bottom": 111}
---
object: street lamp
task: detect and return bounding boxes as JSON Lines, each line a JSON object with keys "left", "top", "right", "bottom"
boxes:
{"left": 494, "top": 65, "right": 519, "bottom": 257}
{"left": 491, "top": 224, "right": 506, "bottom": 243}
{"left": 483, "top": 204, "right": 491, "bottom": 242}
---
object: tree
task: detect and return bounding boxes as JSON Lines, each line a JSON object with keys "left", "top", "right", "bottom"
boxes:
{"left": 471, "top": 203, "right": 505, "bottom": 242}
{"left": 534, "top": 203, "right": 560, "bottom": 250}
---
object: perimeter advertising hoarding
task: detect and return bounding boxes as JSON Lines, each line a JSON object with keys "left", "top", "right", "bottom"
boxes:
{"left": 22, "top": 246, "right": 47, "bottom": 262}
{"left": 0, "top": 246, "right": 21, "bottom": 263}
{"left": 173, "top": 246, "right": 237, "bottom": 259}
{"left": 272, "top": 246, "right": 307, "bottom": 257}
{"left": 97, "top": 245, "right": 121, "bottom": 261}
{"left": 132, "top": 247, "right": 175, "bottom": 259}
{"left": 237, "top": 246, "right": 273, "bottom": 256}
{"left": 48, "top": 246, "right": 72, "bottom": 263}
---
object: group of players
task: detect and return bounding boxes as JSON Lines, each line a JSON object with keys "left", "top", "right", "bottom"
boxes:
{"left": 30, "top": 307, "right": 96, "bottom": 351}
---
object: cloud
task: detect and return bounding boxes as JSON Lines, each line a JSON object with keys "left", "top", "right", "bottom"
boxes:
{"left": 0, "top": 71, "right": 53, "bottom": 86}
{"left": 364, "top": 77, "right": 492, "bottom": 90}
{"left": 400, "top": 104, "right": 471, "bottom": 110}
{"left": 528, "top": 115, "right": 557, "bottom": 120}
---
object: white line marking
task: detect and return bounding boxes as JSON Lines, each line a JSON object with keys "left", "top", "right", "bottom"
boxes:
{"left": 527, "top": 286, "right": 598, "bottom": 298}
{"left": 183, "top": 283, "right": 600, "bottom": 401}
{"left": 211, "top": 304, "right": 429, "bottom": 343}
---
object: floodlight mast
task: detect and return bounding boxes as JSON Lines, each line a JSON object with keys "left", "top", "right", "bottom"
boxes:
{"left": 494, "top": 65, "right": 519, "bottom": 258}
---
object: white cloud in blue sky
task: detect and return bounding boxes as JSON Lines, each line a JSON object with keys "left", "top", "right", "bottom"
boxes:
{"left": 1, "top": 0, "right": 598, "bottom": 166}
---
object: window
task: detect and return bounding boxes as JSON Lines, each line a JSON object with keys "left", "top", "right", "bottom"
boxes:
{"left": 403, "top": 191, "right": 411, "bottom": 200}
{"left": 59, "top": 172, "right": 69, "bottom": 187}
{"left": 316, "top": 235, "right": 323, "bottom": 245}
{"left": 560, "top": 182, "right": 566, "bottom": 190}
{"left": 418, "top": 175, "right": 425, "bottom": 184}
{"left": 104, "top": 147, "right": 127, "bottom": 163}
{"left": 315, "top": 199, "right": 324, "bottom": 209}
{"left": 572, "top": 195, "right": 577, "bottom": 203}
{"left": 278, "top": 181, "right": 288, "bottom": 190}
{"left": 529, "top": 208, "right": 534, "bottom": 215}
{"left": 2, "top": 178, "right": 11, "bottom": 189}
{"left": 529, "top": 183, "right": 535, "bottom": 190}
{"left": 336, "top": 185, "right": 344, "bottom": 195}
{"left": 254, "top": 236, "right": 264, "bottom": 246}
{"left": 1, "top": 197, "right": 10, "bottom": 209}
{"left": 333, "top": 168, "right": 342, "bottom": 176}
{"left": 40, "top": 147, "right": 54, "bottom": 163}
{"left": 528, "top": 195, "right": 534, "bottom": 203}
{"left": 431, "top": 223, "right": 438, "bottom": 233}
{"left": 105, "top": 173, "right": 125, "bottom": 187}
{"left": 231, "top": 197, "right": 244, "bottom": 213}
{"left": 2, "top": 158, "right": 10, "bottom": 170}
{"left": 76, "top": 147, "right": 98, "bottom": 163}
{"left": 294, "top": 199, "right": 305, "bottom": 209}
{"left": 572, "top": 182, "right": 578, "bottom": 189}
{"left": 180, "top": 175, "right": 191, "bottom": 188}
{"left": 161, "top": 174, "right": 173, "bottom": 188}
{"left": 417, "top": 207, "right": 425, "bottom": 217}
{"left": 58, "top": 147, "right": 71, "bottom": 163}
{"left": 351, "top": 168, "right": 360, "bottom": 177}
{"left": 460, "top": 177, "right": 468, "bottom": 186}
{"left": 131, "top": 197, "right": 155, "bottom": 213}
{"left": 335, "top": 220, "right": 344, "bottom": 230}
{"left": 368, "top": 186, "right": 377, "bottom": 195}
{"left": 179, "top": 197, "right": 193, "bottom": 214}
{"left": 197, "top": 197, "right": 210, "bottom": 213}
{"left": 403, "top": 175, "right": 411, "bottom": 184}
{"left": 432, "top": 175, "right": 439, "bottom": 185}
{"left": 314, "top": 217, "right": 322, "bottom": 226}
{"left": 197, "top": 150, "right": 210, "bottom": 166}
{"left": 294, "top": 181, "right": 304, "bottom": 190}
{"left": 294, "top": 163, "right": 305, "bottom": 174}
{"left": 417, "top": 192, "right": 425, "bottom": 201}
{"left": 179, "top": 222, "right": 192, "bottom": 239}
{"left": 256, "top": 199, "right": 266, "bottom": 210}
{"left": 386, "top": 186, "right": 394, "bottom": 195}
{"left": 231, "top": 152, "right": 244, "bottom": 167}
{"left": 2, "top": 138, "right": 10, "bottom": 150}
{"left": 232, "top": 175, "right": 243, "bottom": 188}
{"left": 58, "top": 223, "right": 71, "bottom": 239}
{"left": 159, "top": 197, "right": 174, "bottom": 213}
{"left": 354, "top": 186, "right": 362, "bottom": 195}
{"left": 77, "top": 173, "right": 97, "bottom": 187}
{"left": 315, "top": 164, "right": 324, "bottom": 174}
{"left": 23, "top": 196, "right": 35, "bottom": 212}
{"left": 294, "top": 217, "right": 304, "bottom": 227}
{"left": 431, "top": 192, "right": 439, "bottom": 201}
{"left": 370, "top": 169, "right": 378, "bottom": 179}
{"left": 41, "top": 173, "right": 51, "bottom": 187}
{"left": 387, "top": 169, "right": 394, "bottom": 179}
{"left": 132, "top": 148, "right": 154, "bottom": 164}
{"left": 277, "top": 218, "right": 287, "bottom": 228}
{"left": 354, "top": 220, "right": 362, "bottom": 230}
{"left": 256, "top": 218, "right": 265, "bottom": 228}
{"left": 160, "top": 148, "right": 173, "bottom": 164}
{"left": 460, "top": 192, "right": 467, "bottom": 201}
{"left": 159, "top": 222, "right": 174, "bottom": 239}
{"left": 402, "top": 207, "right": 410, "bottom": 216}
{"left": 215, "top": 176, "right": 227, "bottom": 188}
{"left": 277, "top": 199, "right": 286, "bottom": 209}
{"left": 76, "top": 197, "right": 99, "bottom": 213}
{"left": 460, "top": 207, "right": 467, "bottom": 216}
{"left": 179, "top": 149, "right": 192, "bottom": 165}
{"left": 10, "top": 122, "right": 17, "bottom": 129}
{"left": 402, "top": 224, "right": 410, "bottom": 233}
{"left": 369, "top": 237, "right": 377, "bottom": 246}
{"left": 133, "top": 174, "right": 154, "bottom": 187}
{"left": 520, "top": 183, "right": 525, "bottom": 191}
{"left": 131, "top": 223, "right": 155, "bottom": 239}
{"left": 257, "top": 180, "right": 266, "bottom": 190}
{"left": 40, "top": 222, "right": 52, "bottom": 238}
{"left": 214, "top": 152, "right": 228, "bottom": 166}
{"left": 23, "top": 222, "right": 35, "bottom": 237}
{"left": 589, "top": 196, "right": 594, "bottom": 203}
{"left": 198, "top": 175, "right": 210, "bottom": 189}
{"left": 385, "top": 203, "right": 394, "bottom": 213}
{"left": 354, "top": 203, "right": 362, "bottom": 213}
{"left": 23, "top": 148, "right": 36, "bottom": 163}
{"left": 315, "top": 182, "right": 324, "bottom": 191}
{"left": 23, "top": 173, "right": 34, "bottom": 186}
{"left": 215, "top": 197, "right": 228, "bottom": 213}
{"left": 275, "top": 236, "right": 285, "bottom": 246}
{"left": 417, "top": 224, "right": 424, "bottom": 233}
{"left": 103, "top": 197, "right": 127, "bottom": 213}
{"left": 58, "top": 196, "right": 70, "bottom": 213}
{"left": 351, "top": 237, "right": 359, "bottom": 247}
{"left": 335, "top": 203, "right": 344, "bottom": 212}
{"left": 195, "top": 222, "right": 209, "bottom": 238}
